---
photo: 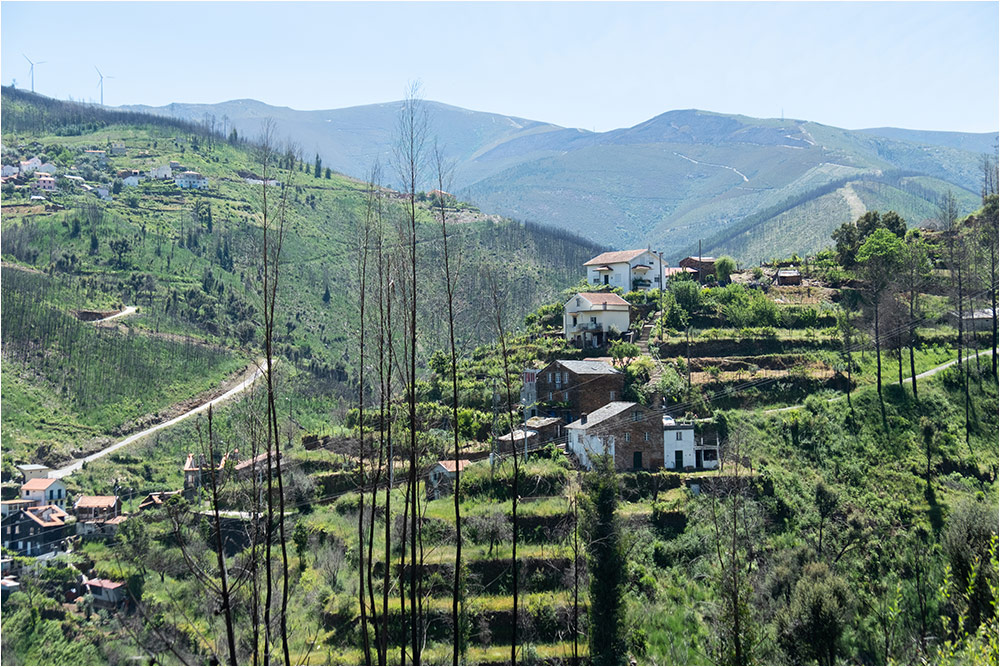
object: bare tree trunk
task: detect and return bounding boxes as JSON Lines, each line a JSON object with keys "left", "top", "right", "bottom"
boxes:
{"left": 490, "top": 272, "right": 519, "bottom": 665}
{"left": 434, "top": 145, "right": 464, "bottom": 665}
{"left": 206, "top": 406, "right": 238, "bottom": 665}
{"left": 357, "top": 171, "right": 373, "bottom": 666}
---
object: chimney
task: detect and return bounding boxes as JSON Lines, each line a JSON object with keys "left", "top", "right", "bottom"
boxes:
{"left": 580, "top": 413, "right": 588, "bottom": 425}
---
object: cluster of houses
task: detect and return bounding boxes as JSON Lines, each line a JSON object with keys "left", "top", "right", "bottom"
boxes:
{"left": 1, "top": 143, "right": 209, "bottom": 202}
{"left": 428, "top": 355, "right": 720, "bottom": 498}
{"left": 430, "top": 247, "right": 736, "bottom": 497}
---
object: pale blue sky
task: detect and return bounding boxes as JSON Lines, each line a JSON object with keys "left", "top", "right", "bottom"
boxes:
{"left": 2, "top": 1, "right": 997, "bottom": 133}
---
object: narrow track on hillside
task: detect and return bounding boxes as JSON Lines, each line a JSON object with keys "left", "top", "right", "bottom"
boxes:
{"left": 50, "top": 358, "right": 270, "bottom": 479}
{"left": 764, "top": 349, "right": 994, "bottom": 415}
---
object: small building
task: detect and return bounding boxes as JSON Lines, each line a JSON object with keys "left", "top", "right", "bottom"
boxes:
{"left": 84, "top": 578, "right": 127, "bottom": 608}
{"left": 1, "top": 505, "right": 69, "bottom": 557}
{"left": 20, "top": 477, "right": 67, "bottom": 510}
{"left": 564, "top": 292, "right": 631, "bottom": 348}
{"left": 16, "top": 463, "right": 51, "bottom": 483}
{"left": 183, "top": 451, "right": 231, "bottom": 497}
{"left": 123, "top": 175, "right": 141, "bottom": 187}
{"left": 498, "top": 428, "right": 539, "bottom": 455}
{"left": 566, "top": 401, "right": 664, "bottom": 471}
{"left": 663, "top": 417, "right": 718, "bottom": 470}
{"left": 176, "top": 171, "right": 208, "bottom": 189}
{"left": 1, "top": 499, "right": 38, "bottom": 518}
{"left": 110, "top": 142, "right": 126, "bottom": 156}
{"left": 83, "top": 150, "right": 107, "bottom": 165}
{"left": 169, "top": 160, "right": 181, "bottom": 170}
{"left": 427, "top": 459, "right": 475, "bottom": 500}
{"left": 36, "top": 162, "right": 57, "bottom": 174}
{"left": 73, "top": 495, "right": 121, "bottom": 522}
{"left": 678, "top": 256, "right": 717, "bottom": 283}
{"left": 1, "top": 164, "right": 19, "bottom": 177}
{"left": 137, "top": 490, "right": 181, "bottom": 512}
{"left": 529, "top": 359, "right": 625, "bottom": 424}
{"left": 947, "top": 308, "right": 995, "bottom": 332}
{"left": 148, "top": 165, "right": 172, "bottom": 180}
{"left": 233, "top": 450, "right": 283, "bottom": 486}
{"left": 776, "top": 269, "right": 802, "bottom": 286}
{"left": 1, "top": 577, "right": 19, "bottom": 602}
{"left": 584, "top": 248, "right": 669, "bottom": 292}
{"left": 35, "top": 174, "right": 56, "bottom": 191}
{"left": 526, "top": 416, "right": 564, "bottom": 445}
{"left": 95, "top": 187, "right": 111, "bottom": 201}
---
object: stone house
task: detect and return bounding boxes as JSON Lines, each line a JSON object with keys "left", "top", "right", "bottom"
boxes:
{"left": 678, "top": 256, "right": 717, "bottom": 283}
{"left": 529, "top": 359, "right": 624, "bottom": 424}
{"left": 566, "top": 401, "right": 664, "bottom": 471}
{"left": 73, "top": 495, "right": 121, "bottom": 522}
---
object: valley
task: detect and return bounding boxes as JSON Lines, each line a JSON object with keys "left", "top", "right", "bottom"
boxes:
{"left": 0, "top": 88, "right": 997, "bottom": 667}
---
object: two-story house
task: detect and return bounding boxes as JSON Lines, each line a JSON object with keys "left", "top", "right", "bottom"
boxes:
{"left": 20, "top": 478, "right": 67, "bottom": 510}
{"left": 73, "top": 496, "right": 121, "bottom": 522}
{"left": 566, "top": 401, "right": 664, "bottom": 471}
{"left": 563, "top": 292, "right": 631, "bottom": 347}
{"left": 662, "top": 417, "right": 719, "bottom": 470}
{"left": 530, "top": 359, "right": 624, "bottom": 424}
{"left": 175, "top": 171, "right": 208, "bottom": 189}
{"left": 584, "top": 249, "right": 668, "bottom": 292}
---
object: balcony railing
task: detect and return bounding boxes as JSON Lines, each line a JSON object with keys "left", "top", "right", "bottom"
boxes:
{"left": 574, "top": 322, "right": 604, "bottom": 332}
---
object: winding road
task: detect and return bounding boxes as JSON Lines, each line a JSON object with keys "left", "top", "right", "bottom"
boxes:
{"left": 50, "top": 359, "right": 270, "bottom": 479}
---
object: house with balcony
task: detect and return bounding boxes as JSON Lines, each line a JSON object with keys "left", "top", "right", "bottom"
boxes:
{"left": 564, "top": 292, "right": 631, "bottom": 347}
{"left": 584, "top": 249, "right": 669, "bottom": 292}
{"left": 20, "top": 477, "right": 67, "bottom": 510}
{"left": 1, "top": 505, "right": 69, "bottom": 557}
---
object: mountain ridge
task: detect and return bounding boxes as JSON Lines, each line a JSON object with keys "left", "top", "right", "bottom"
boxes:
{"left": 121, "top": 97, "right": 996, "bottom": 262}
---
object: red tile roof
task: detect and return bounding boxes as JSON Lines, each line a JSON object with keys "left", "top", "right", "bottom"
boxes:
{"left": 21, "top": 478, "right": 59, "bottom": 491}
{"left": 436, "top": 459, "right": 474, "bottom": 473}
{"left": 86, "top": 578, "right": 124, "bottom": 590}
{"left": 74, "top": 495, "right": 119, "bottom": 509}
{"left": 584, "top": 249, "right": 649, "bottom": 266}
{"left": 576, "top": 292, "right": 630, "bottom": 306}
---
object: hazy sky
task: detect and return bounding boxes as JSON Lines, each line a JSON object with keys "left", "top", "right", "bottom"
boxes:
{"left": 2, "top": 1, "right": 997, "bottom": 133}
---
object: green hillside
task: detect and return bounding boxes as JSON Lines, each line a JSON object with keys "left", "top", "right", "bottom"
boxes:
{"left": 0, "top": 88, "right": 601, "bottom": 471}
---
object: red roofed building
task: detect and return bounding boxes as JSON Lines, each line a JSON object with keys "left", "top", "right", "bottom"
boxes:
{"left": 20, "top": 477, "right": 67, "bottom": 510}
{"left": 563, "top": 292, "right": 631, "bottom": 348}
{"left": 85, "top": 577, "right": 127, "bottom": 608}
{"left": 73, "top": 495, "right": 121, "bottom": 522}
{"left": 584, "top": 248, "right": 669, "bottom": 292}
{"left": 427, "top": 459, "right": 477, "bottom": 500}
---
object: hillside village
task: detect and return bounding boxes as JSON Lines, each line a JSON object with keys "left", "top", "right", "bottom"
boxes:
{"left": 0, "top": 88, "right": 997, "bottom": 667}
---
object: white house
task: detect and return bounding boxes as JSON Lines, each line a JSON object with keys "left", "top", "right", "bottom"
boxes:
{"left": 175, "top": 171, "right": 208, "bottom": 189}
{"left": 123, "top": 175, "right": 141, "bottom": 187}
{"left": 584, "top": 248, "right": 669, "bottom": 292}
{"left": 564, "top": 292, "right": 631, "bottom": 347}
{"left": 20, "top": 478, "right": 68, "bottom": 510}
{"left": 19, "top": 157, "right": 41, "bottom": 175}
{"left": 1, "top": 165, "right": 19, "bottom": 177}
{"left": 148, "top": 165, "right": 172, "bottom": 180}
{"left": 36, "top": 162, "right": 57, "bottom": 175}
{"left": 663, "top": 417, "right": 719, "bottom": 470}
{"left": 427, "top": 459, "right": 475, "bottom": 499}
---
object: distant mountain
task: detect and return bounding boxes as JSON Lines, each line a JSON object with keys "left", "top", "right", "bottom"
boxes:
{"left": 124, "top": 100, "right": 997, "bottom": 263}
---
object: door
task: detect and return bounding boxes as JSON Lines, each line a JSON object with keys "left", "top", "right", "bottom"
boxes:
{"left": 603, "top": 274, "right": 609, "bottom": 285}
{"left": 696, "top": 450, "right": 703, "bottom": 468}
{"left": 633, "top": 451, "right": 643, "bottom": 470}
{"left": 674, "top": 450, "right": 684, "bottom": 470}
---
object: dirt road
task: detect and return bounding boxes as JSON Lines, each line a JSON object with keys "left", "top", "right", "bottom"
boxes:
{"left": 50, "top": 359, "right": 269, "bottom": 479}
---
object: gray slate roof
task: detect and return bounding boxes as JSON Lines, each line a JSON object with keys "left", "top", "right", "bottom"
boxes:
{"left": 566, "top": 401, "right": 637, "bottom": 429}
{"left": 557, "top": 360, "right": 619, "bottom": 375}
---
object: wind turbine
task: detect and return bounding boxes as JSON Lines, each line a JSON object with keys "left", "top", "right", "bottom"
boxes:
{"left": 23, "top": 54, "right": 46, "bottom": 93}
{"left": 95, "top": 67, "right": 114, "bottom": 105}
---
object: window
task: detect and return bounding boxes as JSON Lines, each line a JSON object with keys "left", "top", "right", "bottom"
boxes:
{"left": 547, "top": 373, "right": 552, "bottom": 383}
{"left": 676, "top": 431, "right": 683, "bottom": 440}
{"left": 576, "top": 298, "right": 581, "bottom": 307}
{"left": 610, "top": 391, "right": 616, "bottom": 401}
{"left": 572, "top": 316, "right": 578, "bottom": 326}
{"left": 590, "top": 316, "right": 597, "bottom": 324}
{"left": 644, "top": 432, "right": 650, "bottom": 442}
{"left": 704, "top": 449, "right": 718, "bottom": 461}
{"left": 548, "top": 392, "right": 553, "bottom": 401}
{"left": 562, "top": 392, "right": 568, "bottom": 401}
{"left": 633, "top": 411, "right": 641, "bottom": 422}
{"left": 625, "top": 432, "right": 631, "bottom": 442}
